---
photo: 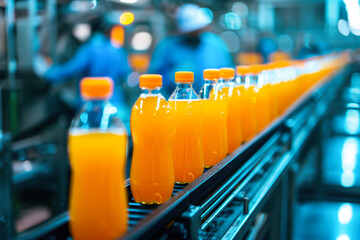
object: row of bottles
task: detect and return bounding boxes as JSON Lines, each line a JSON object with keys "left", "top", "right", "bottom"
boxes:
{"left": 67, "top": 53, "right": 349, "bottom": 239}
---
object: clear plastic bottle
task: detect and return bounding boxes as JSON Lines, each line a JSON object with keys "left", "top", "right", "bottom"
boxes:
{"left": 249, "top": 64, "right": 271, "bottom": 132}
{"left": 68, "top": 77, "right": 128, "bottom": 240}
{"left": 169, "top": 71, "right": 204, "bottom": 183}
{"left": 199, "top": 69, "right": 228, "bottom": 167}
{"left": 130, "top": 74, "right": 174, "bottom": 204}
{"left": 239, "top": 66, "right": 258, "bottom": 141}
{"left": 219, "top": 68, "right": 243, "bottom": 152}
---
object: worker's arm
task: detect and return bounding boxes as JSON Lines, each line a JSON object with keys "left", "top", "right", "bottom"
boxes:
{"left": 45, "top": 44, "right": 90, "bottom": 83}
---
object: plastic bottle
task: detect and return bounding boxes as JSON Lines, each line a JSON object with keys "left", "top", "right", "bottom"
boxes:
{"left": 68, "top": 77, "right": 128, "bottom": 240}
{"left": 219, "top": 67, "right": 243, "bottom": 152}
{"left": 130, "top": 74, "right": 174, "bottom": 204}
{"left": 169, "top": 71, "right": 204, "bottom": 183}
{"left": 249, "top": 64, "right": 271, "bottom": 132}
{"left": 199, "top": 69, "right": 228, "bottom": 167}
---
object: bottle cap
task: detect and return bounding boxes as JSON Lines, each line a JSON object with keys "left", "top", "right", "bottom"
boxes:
{"left": 270, "top": 60, "right": 290, "bottom": 69}
{"left": 235, "top": 66, "right": 250, "bottom": 76}
{"left": 139, "top": 74, "right": 162, "bottom": 88}
{"left": 220, "top": 67, "right": 236, "bottom": 79}
{"left": 249, "top": 64, "right": 264, "bottom": 74}
{"left": 203, "top": 69, "right": 220, "bottom": 80}
{"left": 80, "top": 77, "right": 113, "bottom": 100}
{"left": 175, "top": 71, "right": 194, "bottom": 83}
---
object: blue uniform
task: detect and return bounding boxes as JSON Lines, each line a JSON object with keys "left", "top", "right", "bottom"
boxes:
{"left": 45, "top": 33, "right": 130, "bottom": 107}
{"left": 149, "top": 32, "right": 233, "bottom": 97}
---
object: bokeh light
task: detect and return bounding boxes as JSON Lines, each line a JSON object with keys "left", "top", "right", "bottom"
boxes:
{"left": 120, "top": 12, "right": 134, "bottom": 25}
{"left": 223, "top": 12, "right": 241, "bottom": 30}
{"left": 278, "top": 34, "right": 294, "bottom": 53}
{"left": 131, "top": 32, "right": 152, "bottom": 51}
{"left": 338, "top": 203, "right": 353, "bottom": 224}
{"left": 72, "top": 24, "right": 91, "bottom": 42}
{"left": 232, "top": 2, "right": 248, "bottom": 17}
{"left": 110, "top": 25, "right": 125, "bottom": 47}
{"left": 220, "top": 31, "right": 240, "bottom": 53}
{"left": 338, "top": 19, "right": 350, "bottom": 36}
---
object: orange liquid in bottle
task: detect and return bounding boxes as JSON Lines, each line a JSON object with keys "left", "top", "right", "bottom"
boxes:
{"left": 169, "top": 100, "right": 204, "bottom": 183}
{"left": 202, "top": 95, "right": 228, "bottom": 167}
{"left": 277, "top": 81, "right": 286, "bottom": 114}
{"left": 130, "top": 96, "right": 174, "bottom": 204}
{"left": 221, "top": 86, "right": 243, "bottom": 153}
{"left": 68, "top": 130, "right": 128, "bottom": 240}
{"left": 241, "top": 85, "right": 257, "bottom": 141}
{"left": 263, "top": 83, "right": 275, "bottom": 121}
{"left": 254, "top": 85, "right": 271, "bottom": 132}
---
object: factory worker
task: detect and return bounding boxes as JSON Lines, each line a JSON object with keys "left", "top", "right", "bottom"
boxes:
{"left": 149, "top": 4, "right": 233, "bottom": 98}
{"left": 35, "top": 17, "right": 131, "bottom": 121}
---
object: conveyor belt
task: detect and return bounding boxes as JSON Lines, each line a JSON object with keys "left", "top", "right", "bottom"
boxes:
{"left": 10, "top": 65, "right": 354, "bottom": 240}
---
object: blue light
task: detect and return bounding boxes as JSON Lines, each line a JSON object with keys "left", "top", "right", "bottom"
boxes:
{"left": 337, "top": 234, "right": 350, "bottom": 240}
{"left": 338, "top": 203, "right": 353, "bottom": 224}
{"left": 341, "top": 138, "right": 358, "bottom": 171}
{"left": 344, "top": 109, "right": 360, "bottom": 134}
{"left": 341, "top": 171, "right": 355, "bottom": 187}
{"left": 223, "top": 12, "right": 241, "bottom": 30}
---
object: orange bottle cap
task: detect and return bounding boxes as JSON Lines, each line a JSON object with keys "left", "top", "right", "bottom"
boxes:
{"left": 249, "top": 64, "right": 264, "bottom": 74}
{"left": 80, "top": 77, "right": 113, "bottom": 100}
{"left": 175, "top": 71, "right": 194, "bottom": 83}
{"left": 203, "top": 69, "right": 220, "bottom": 80}
{"left": 220, "top": 67, "right": 236, "bottom": 79}
{"left": 235, "top": 65, "right": 250, "bottom": 76}
{"left": 271, "top": 60, "right": 290, "bottom": 69}
{"left": 139, "top": 74, "right": 162, "bottom": 88}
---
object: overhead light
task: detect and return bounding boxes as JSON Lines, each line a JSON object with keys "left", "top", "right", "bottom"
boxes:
{"left": 131, "top": 32, "right": 152, "bottom": 51}
{"left": 337, "top": 234, "right": 350, "bottom": 240}
{"left": 338, "top": 203, "right": 353, "bottom": 224}
{"left": 120, "top": 0, "right": 137, "bottom": 3}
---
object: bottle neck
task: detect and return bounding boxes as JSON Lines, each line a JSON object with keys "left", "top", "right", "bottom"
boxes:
{"left": 176, "top": 82, "right": 193, "bottom": 88}
{"left": 85, "top": 98, "right": 110, "bottom": 104}
{"left": 141, "top": 87, "right": 161, "bottom": 95}
{"left": 204, "top": 79, "right": 216, "bottom": 85}
{"left": 218, "top": 78, "right": 226, "bottom": 84}
{"left": 222, "top": 78, "right": 234, "bottom": 88}
{"left": 235, "top": 76, "right": 245, "bottom": 85}
{"left": 245, "top": 74, "right": 257, "bottom": 88}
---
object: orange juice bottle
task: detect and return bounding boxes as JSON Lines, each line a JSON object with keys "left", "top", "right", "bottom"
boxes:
{"left": 249, "top": 64, "right": 271, "bottom": 132}
{"left": 236, "top": 66, "right": 257, "bottom": 142}
{"left": 130, "top": 74, "right": 174, "bottom": 204}
{"left": 272, "top": 61, "right": 289, "bottom": 114}
{"left": 169, "top": 71, "right": 204, "bottom": 183}
{"left": 262, "top": 64, "right": 276, "bottom": 121}
{"left": 199, "top": 69, "right": 228, "bottom": 167}
{"left": 68, "top": 77, "right": 128, "bottom": 240}
{"left": 219, "top": 67, "right": 243, "bottom": 153}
